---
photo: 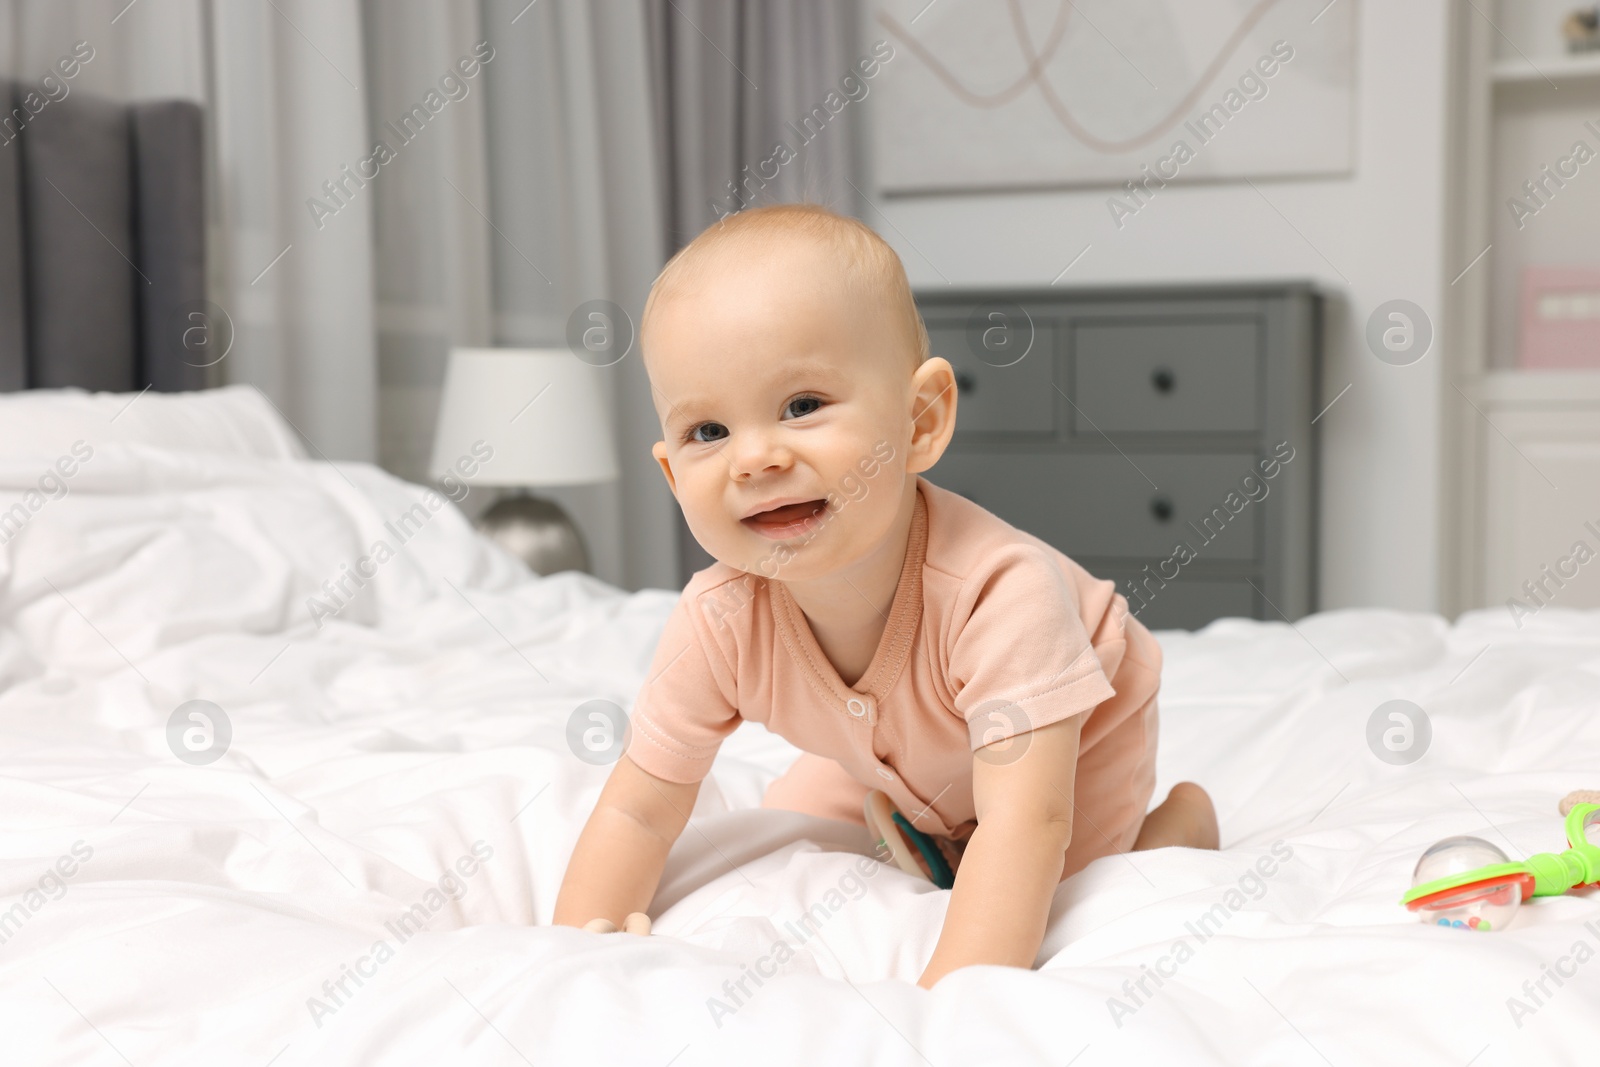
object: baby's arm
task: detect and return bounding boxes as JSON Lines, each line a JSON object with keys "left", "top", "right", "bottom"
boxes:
{"left": 552, "top": 753, "right": 700, "bottom": 930}
{"left": 916, "top": 714, "right": 1083, "bottom": 990}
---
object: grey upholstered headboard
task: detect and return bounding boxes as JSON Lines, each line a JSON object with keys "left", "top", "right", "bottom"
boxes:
{"left": 0, "top": 82, "right": 207, "bottom": 393}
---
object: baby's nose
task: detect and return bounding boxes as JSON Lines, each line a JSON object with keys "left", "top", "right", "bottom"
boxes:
{"left": 729, "top": 430, "right": 792, "bottom": 476}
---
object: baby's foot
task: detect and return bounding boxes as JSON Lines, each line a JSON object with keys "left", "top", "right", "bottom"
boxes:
{"left": 1133, "top": 781, "right": 1220, "bottom": 851}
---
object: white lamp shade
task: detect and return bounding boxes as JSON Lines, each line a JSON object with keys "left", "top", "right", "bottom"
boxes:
{"left": 430, "top": 347, "right": 620, "bottom": 487}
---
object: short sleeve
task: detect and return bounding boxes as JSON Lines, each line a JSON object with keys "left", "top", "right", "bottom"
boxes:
{"left": 947, "top": 545, "right": 1118, "bottom": 752}
{"left": 623, "top": 588, "right": 743, "bottom": 784}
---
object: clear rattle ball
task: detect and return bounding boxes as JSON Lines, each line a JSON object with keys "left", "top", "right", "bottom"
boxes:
{"left": 1409, "top": 836, "right": 1522, "bottom": 932}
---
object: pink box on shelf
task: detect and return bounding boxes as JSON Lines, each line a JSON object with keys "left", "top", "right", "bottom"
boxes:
{"left": 1518, "top": 266, "right": 1600, "bottom": 369}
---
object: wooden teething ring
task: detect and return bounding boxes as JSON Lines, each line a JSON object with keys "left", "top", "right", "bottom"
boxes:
{"left": 1560, "top": 790, "right": 1600, "bottom": 817}
{"left": 865, "top": 790, "right": 957, "bottom": 887}
{"left": 865, "top": 790, "right": 927, "bottom": 879}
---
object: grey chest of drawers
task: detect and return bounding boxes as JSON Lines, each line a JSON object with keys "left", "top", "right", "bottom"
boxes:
{"left": 917, "top": 283, "right": 1322, "bottom": 631}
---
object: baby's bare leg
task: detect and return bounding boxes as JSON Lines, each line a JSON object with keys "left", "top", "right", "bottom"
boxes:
{"left": 1132, "top": 781, "right": 1220, "bottom": 851}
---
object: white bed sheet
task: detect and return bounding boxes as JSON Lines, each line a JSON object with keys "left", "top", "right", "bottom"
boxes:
{"left": 1, "top": 445, "right": 1597, "bottom": 1065}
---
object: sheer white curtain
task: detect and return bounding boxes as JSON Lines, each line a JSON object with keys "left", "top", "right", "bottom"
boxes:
{"left": 0, "top": 0, "right": 206, "bottom": 100}
{"left": 360, "top": 0, "right": 674, "bottom": 592}
{"left": 207, "top": 0, "right": 379, "bottom": 465}
{"left": 0, "top": 0, "right": 378, "bottom": 461}
{"left": 1, "top": 0, "right": 678, "bottom": 592}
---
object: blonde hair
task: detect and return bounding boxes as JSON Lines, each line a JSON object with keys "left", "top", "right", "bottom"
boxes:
{"left": 641, "top": 202, "right": 930, "bottom": 374}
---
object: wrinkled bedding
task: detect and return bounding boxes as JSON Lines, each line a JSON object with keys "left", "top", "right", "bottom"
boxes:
{"left": 1, "top": 444, "right": 1596, "bottom": 1065}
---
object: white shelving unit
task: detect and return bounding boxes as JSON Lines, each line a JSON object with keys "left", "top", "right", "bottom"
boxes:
{"left": 1446, "top": 1, "right": 1600, "bottom": 616}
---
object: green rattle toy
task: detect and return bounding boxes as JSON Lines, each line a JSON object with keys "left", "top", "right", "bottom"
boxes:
{"left": 1400, "top": 801, "right": 1600, "bottom": 931}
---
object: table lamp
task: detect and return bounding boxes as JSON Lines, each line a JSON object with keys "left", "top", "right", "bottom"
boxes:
{"left": 430, "top": 347, "right": 619, "bottom": 575}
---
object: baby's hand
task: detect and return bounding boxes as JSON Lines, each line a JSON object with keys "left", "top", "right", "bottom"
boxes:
{"left": 581, "top": 912, "right": 652, "bottom": 935}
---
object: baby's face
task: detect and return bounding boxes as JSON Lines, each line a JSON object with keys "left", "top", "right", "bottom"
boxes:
{"left": 646, "top": 240, "right": 933, "bottom": 581}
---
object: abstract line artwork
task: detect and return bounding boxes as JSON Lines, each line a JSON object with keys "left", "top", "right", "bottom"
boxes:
{"left": 871, "top": 0, "right": 1356, "bottom": 193}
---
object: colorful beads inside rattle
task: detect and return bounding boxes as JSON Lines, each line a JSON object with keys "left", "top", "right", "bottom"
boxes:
{"left": 1410, "top": 836, "right": 1523, "bottom": 932}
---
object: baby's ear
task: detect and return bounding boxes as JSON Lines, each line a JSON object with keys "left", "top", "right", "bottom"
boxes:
{"left": 651, "top": 441, "right": 678, "bottom": 496}
{"left": 907, "top": 357, "right": 958, "bottom": 473}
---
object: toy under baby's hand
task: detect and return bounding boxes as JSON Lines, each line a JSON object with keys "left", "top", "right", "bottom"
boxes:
{"left": 581, "top": 912, "right": 652, "bottom": 935}
{"left": 1399, "top": 799, "right": 1600, "bottom": 932}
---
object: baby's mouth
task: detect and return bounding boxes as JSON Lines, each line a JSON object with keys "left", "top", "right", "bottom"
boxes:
{"left": 741, "top": 499, "right": 828, "bottom": 538}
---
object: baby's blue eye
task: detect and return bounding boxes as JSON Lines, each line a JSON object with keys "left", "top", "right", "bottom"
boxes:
{"left": 684, "top": 422, "right": 727, "bottom": 444}
{"left": 681, "top": 395, "right": 823, "bottom": 445}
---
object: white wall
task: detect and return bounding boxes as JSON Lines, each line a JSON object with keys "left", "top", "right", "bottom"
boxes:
{"left": 858, "top": 1, "right": 1455, "bottom": 613}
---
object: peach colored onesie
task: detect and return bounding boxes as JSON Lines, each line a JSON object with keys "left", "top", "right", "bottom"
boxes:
{"left": 623, "top": 474, "right": 1161, "bottom": 883}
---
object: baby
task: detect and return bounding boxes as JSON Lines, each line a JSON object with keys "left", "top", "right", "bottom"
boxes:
{"left": 553, "top": 202, "right": 1219, "bottom": 988}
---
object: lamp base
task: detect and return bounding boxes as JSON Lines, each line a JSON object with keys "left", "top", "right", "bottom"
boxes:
{"left": 474, "top": 494, "right": 590, "bottom": 576}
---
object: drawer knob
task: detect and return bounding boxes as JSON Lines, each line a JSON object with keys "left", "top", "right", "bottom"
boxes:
{"left": 955, "top": 371, "right": 977, "bottom": 394}
{"left": 1151, "top": 367, "right": 1176, "bottom": 393}
{"left": 1149, "top": 495, "right": 1174, "bottom": 522}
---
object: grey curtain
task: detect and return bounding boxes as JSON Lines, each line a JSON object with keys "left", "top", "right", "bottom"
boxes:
{"left": 644, "top": 0, "right": 866, "bottom": 582}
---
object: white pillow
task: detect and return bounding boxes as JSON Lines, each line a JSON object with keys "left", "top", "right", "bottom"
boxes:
{"left": 0, "top": 384, "right": 307, "bottom": 461}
